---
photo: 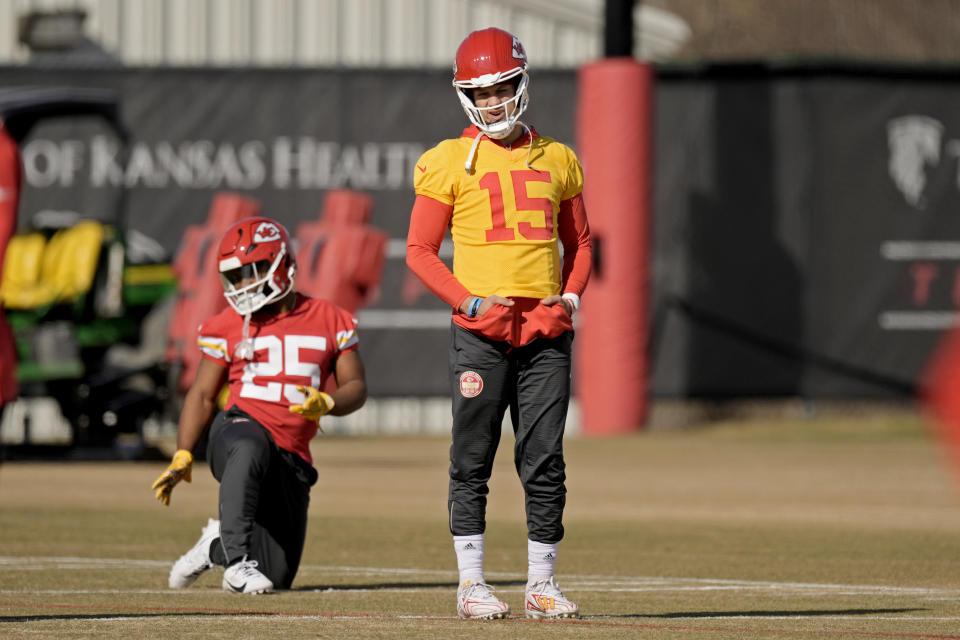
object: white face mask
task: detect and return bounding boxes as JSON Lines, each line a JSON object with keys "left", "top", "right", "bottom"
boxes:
{"left": 219, "top": 246, "right": 293, "bottom": 315}
{"left": 454, "top": 71, "right": 529, "bottom": 140}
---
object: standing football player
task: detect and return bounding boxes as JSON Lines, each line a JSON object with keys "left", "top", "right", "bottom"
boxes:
{"left": 152, "top": 216, "right": 367, "bottom": 594}
{"left": 406, "top": 27, "right": 591, "bottom": 619}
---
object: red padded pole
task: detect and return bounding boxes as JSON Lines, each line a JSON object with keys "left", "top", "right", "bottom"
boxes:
{"left": 575, "top": 58, "right": 652, "bottom": 435}
{"left": 0, "top": 125, "right": 21, "bottom": 405}
{"left": 922, "top": 327, "right": 960, "bottom": 490}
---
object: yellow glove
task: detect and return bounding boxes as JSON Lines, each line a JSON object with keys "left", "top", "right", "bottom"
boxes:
{"left": 151, "top": 449, "right": 193, "bottom": 506}
{"left": 289, "top": 385, "right": 335, "bottom": 425}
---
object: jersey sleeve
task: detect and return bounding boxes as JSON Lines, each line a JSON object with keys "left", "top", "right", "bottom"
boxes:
{"left": 560, "top": 145, "right": 584, "bottom": 201}
{"left": 413, "top": 145, "right": 456, "bottom": 205}
{"left": 332, "top": 307, "right": 360, "bottom": 353}
{"left": 196, "top": 314, "right": 231, "bottom": 366}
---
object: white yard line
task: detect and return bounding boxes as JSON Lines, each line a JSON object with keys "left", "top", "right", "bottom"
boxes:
{"left": 3, "top": 555, "right": 960, "bottom": 600}
{"left": 20, "top": 614, "right": 960, "bottom": 625}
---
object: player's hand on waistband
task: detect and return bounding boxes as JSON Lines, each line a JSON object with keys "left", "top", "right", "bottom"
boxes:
{"left": 290, "top": 385, "right": 336, "bottom": 424}
{"left": 541, "top": 294, "right": 575, "bottom": 317}
{"left": 151, "top": 449, "right": 193, "bottom": 506}
{"left": 460, "top": 295, "right": 514, "bottom": 318}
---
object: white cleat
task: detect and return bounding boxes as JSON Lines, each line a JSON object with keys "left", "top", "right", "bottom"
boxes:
{"left": 456, "top": 580, "right": 510, "bottom": 620}
{"left": 222, "top": 556, "right": 274, "bottom": 594}
{"left": 169, "top": 518, "right": 219, "bottom": 589}
{"left": 525, "top": 576, "right": 579, "bottom": 619}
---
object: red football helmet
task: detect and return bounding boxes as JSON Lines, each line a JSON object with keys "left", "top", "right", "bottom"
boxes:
{"left": 217, "top": 217, "right": 297, "bottom": 315}
{"left": 453, "top": 27, "right": 529, "bottom": 139}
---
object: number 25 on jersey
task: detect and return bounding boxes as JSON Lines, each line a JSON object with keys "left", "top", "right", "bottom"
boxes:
{"left": 238, "top": 335, "right": 327, "bottom": 403}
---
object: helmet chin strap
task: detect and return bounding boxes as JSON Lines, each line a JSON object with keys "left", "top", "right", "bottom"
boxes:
{"left": 465, "top": 130, "right": 485, "bottom": 172}
{"left": 233, "top": 284, "right": 296, "bottom": 361}
{"left": 464, "top": 121, "right": 534, "bottom": 173}
{"left": 482, "top": 119, "right": 514, "bottom": 139}
{"left": 518, "top": 121, "right": 534, "bottom": 169}
{"left": 235, "top": 312, "right": 255, "bottom": 360}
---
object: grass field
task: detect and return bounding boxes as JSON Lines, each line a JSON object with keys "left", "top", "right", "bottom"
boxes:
{"left": 3, "top": 406, "right": 960, "bottom": 639}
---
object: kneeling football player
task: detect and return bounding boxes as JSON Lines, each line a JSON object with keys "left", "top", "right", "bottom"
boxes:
{"left": 152, "top": 216, "right": 367, "bottom": 594}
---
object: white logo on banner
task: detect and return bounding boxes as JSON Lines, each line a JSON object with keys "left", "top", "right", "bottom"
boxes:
{"left": 887, "top": 115, "right": 943, "bottom": 209}
{"left": 881, "top": 115, "right": 960, "bottom": 331}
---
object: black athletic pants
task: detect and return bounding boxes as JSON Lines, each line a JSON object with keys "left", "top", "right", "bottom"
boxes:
{"left": 206, "top": 406, "right": 318, "bottom": 589}
{"left": 447, "top": 324, "right": 572, "bottom": 543}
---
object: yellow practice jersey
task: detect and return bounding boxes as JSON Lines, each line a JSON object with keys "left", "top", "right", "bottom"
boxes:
{"left": 414, "top": 128, "right": 584, "bottom": 299}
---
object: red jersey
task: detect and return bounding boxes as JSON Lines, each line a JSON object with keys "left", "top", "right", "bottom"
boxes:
{"left": 196, "top": 294, "right": 358, "bottom": 464}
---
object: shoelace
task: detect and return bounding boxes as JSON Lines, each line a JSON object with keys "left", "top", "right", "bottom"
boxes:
{"left": 233, "top": 559, "right": 263, "bottom": 578}
{"left": 529, "top": 577, "right": 565, "bottom": 598}
{"left": 462, "top": 581, "right": 500, "bottom": 601}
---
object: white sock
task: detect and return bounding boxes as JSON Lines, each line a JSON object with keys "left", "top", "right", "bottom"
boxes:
{"left": 527, "top": 539, "right": 557, "bottom": 584}
{"left": 453, "top": 534, "right": 485, "bottom": 584}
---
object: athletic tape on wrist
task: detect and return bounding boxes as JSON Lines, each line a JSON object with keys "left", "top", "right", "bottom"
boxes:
{"left": 561, "top": 292, "right": 581, "bottom": 312}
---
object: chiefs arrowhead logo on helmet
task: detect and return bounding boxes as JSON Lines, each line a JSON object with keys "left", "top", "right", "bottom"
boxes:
{"left": 253, "top": 221, "right": 281, "bottom": 243}
{"left": 511, "top": 36, "right": 526, "bottom": 62}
